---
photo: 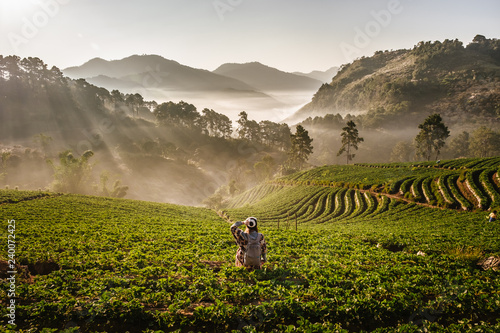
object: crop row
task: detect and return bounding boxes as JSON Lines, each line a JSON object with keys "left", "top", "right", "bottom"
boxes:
{"left": 277, "top": 164, "right": 447, "bottom": 191}
{"left": 225, "top": 184, "right": 499, "bottom": 255}
{"left": 275, "top": 166, "right": 500, "bottom": 211}
{"left": 410, "top": 156, "right": 500, "bottom": 170}
{"left": 225, "top": 172, "right": 500, "bottom": 230}
{"left": 394, "top": 168, "right": 500, "bottom": 210}
{"left": 225, "top": 184, "right": 283, "bottom": 209}
{"left": 480, "top": 169, "right": 500, "bottom": 206}
{"left": 356, "top": 156, "right": 500, "bottom": 171}
{"left": 222, "top": 185, "right": 432, "bottom": 228}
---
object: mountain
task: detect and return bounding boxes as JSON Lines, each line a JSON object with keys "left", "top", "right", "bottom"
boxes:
{"left": 0, "top": 55, "right": 290, "bottom": 205}
{"left": 213, "top": 62, "right": 323, "bottom": 91}
{"left": 293, "top": 66, "right": 339, "bottom": 83}
{"left": 288, "top": 36, "right": 500, "bottom": 127}
{"left": 63, "top": 55, "right": 297, "bottom": 122}
{"left": 64, "top": 54, "right": 257, "bottom": 92}
{"left": 87, "top": 74, "right": 140, "bottom": 91}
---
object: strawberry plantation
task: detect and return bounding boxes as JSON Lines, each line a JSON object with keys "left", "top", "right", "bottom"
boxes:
{"left": 1, "top": 157, "right": 500, "bottom": 332}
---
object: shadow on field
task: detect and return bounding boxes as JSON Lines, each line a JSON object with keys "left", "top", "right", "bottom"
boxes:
{"left": 27, "top": 260, "right": 60, "bottom": 275}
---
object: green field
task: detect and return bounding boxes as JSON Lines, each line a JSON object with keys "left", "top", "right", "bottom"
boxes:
{"left": 1, "top": 157, "right": 500, "bottom": 332}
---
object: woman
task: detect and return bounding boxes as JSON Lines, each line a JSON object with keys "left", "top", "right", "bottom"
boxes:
{"left": 489, "top": 210, "right": 497, "bottom": 222}
{"left": 230, "top": 217, "right": 267, "bottom": 269}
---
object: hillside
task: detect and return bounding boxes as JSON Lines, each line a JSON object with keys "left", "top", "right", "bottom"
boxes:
{"left": 213, "top": 62, "right": 323, "bottom": 91}
{"left": 225, "top": 156, "right": 500, "bottom": 214}
{"left": 2, "top": 157, "right": 500, "bottom": 332}
{"left": 289, "top": 36, "right": 500, "bottom": 127}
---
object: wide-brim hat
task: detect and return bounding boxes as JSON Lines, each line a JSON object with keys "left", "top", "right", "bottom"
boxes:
{"left": 245, "top": 217, "right": 257, "bottom": 228}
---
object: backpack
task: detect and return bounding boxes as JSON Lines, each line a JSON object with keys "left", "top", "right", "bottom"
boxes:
{"left": 244, "top": 232, "right": 262, "bottom": 267}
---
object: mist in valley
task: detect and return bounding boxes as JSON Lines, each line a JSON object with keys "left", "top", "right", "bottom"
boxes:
{"left": 2, "top": 93, "right": 486, "bottom": 209}
{"left": 132, "top": 88, "right": 317, "bottom": 123}
{"left": 2, "top": 34, "right": 500, "bottom": 208}
{"left": 1, "top": 76, "right": 497, "bottom": 208}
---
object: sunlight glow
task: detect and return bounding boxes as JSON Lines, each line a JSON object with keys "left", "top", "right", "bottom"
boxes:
{"left": 0, "top": 1, "right": 39, "bottom": 15}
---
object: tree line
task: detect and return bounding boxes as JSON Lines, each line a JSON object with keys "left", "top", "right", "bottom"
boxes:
{"left": 391, "top": 123, "right": 500, "bottom": 163}
{"left": 153, "top": 101, "right": 293, "bottom": 151}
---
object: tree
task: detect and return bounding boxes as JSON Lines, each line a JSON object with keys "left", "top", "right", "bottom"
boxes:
{"left": 202, "top": 192, "right": 224, "bottom": 210}
{"left": 469, "top": 127, "right": 500, "bottom": 158}
{"left": 390, "top": 141, "right": 414, "bottom": 162}
{"left": 48, "top": 150, "right": 94, "bottom": 194}
{"left": 154, "top": 101, "right": 200, "bottom": 129}
{"left": 337, "top": 121, "right": 364, "bottom": 164}
{"left": 236, "top": 111, "right": 260, "bottom": 141}
{"left": 95, "top": 171, "right": 128, "bottom": 198}
{"left": 254, "top": 155, "right": 276, "bottom": 182}
{"left": 472, "top": 34, "right": 487, "bottom": 43}
{"left": 448, "top": 131, "right": 470, "bottom": 158}
{"left": 276, "top": 123, "right": 292, "bottom": 152}
{"left": 200, "top": 108, "right": 232, "bottom": 139}
{"left": 287, "top": 125, "right": 313, "bottom": 170}
{"left": 414, "top": 114, "right": 449, "bottom": 161}
{"left": 0, "top": 152, "right": 11, "bottom": 184}
{"left": 111, "top": 90, "right": 124, "bottom": 104}
{"left": 125, "top": 93, "right": 144, "bottom": 118}
{"left": 259, "top": 121, "right": 292, "bottom": 150}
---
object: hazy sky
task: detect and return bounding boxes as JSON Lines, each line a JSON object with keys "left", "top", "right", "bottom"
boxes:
{"left": 1, "top": 0, "right": 499, "bottom": 73}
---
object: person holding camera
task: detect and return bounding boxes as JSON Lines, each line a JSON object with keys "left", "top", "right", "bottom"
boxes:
{"left": 489, "top": 210, "right": 497, "bottom": 222}
{"left": 230, "top": 217, "right": 267, "bottom": 269}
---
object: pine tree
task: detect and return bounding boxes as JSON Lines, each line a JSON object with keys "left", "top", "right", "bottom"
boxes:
{"left": 414, "top": 114, "right": 449, "bottom": 161}
{"left": 287, "top": 125, "right": 313, "bottom": 170}
{"left": 337, "top": 121, "right": 364, "bottom": 164}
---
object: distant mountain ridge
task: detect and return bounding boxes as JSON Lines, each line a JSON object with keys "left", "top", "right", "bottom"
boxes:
{"left": 63, "top": 55, "right": 334, "bottom": 122}
{"left": 64, "top": 55, "right": 332, "bottom": 94}
{"left": 289, "top": 35, "right": 500, "bottom": 128}
{"left": 213, "top": 61, "right": 323, "bottom": 91}
{"left": 64, "top": 55, "right": 181, "bottom": 78}
{"left": 64, "top": 54, "right": 257, "bottom": 92}
{"left": 293, "top": 67, "right": 339, "bottom": 83}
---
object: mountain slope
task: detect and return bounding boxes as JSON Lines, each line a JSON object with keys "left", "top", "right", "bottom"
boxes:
{"left": 288, "top": 36, "right": 500, "bottom": 127}
{"left": 213, "top": 61, "right": 323, "bottom": 91}
{"left": 64, "top": 54, "right": 258, "bottom": 92}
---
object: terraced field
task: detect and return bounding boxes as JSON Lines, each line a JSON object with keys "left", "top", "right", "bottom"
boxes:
{"left": 1, "top": 157, "right": 499, "bottom": 332}
{"left": 264, "top": 156, "right": 500, "bottom": 211}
